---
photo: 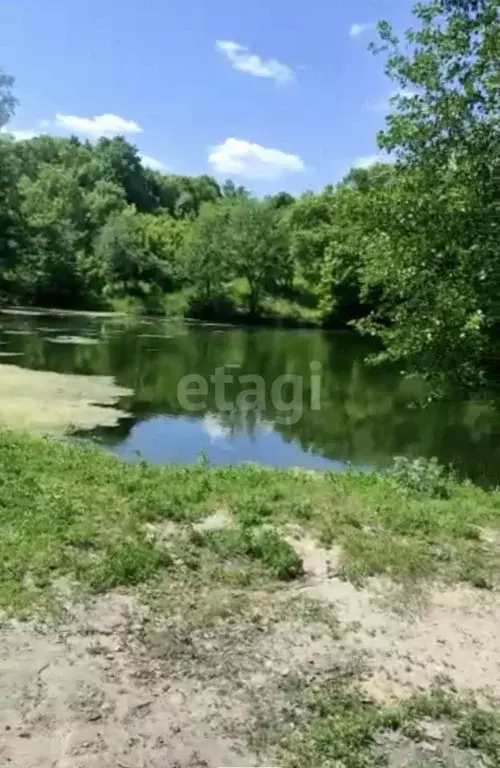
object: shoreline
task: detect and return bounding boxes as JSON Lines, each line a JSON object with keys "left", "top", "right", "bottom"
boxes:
{"left": 0, "top": 428, "right": 499, "bottom": 765}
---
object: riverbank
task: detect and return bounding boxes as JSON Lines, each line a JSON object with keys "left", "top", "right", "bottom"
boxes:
{"left": 1, "top": 429, "right": 500, "bottom": 765}
{"left": 115, "top": 288, "right": 325, "bottom": 328}
{"left": 1, "top": 297, "right": 324, "bottom": 329}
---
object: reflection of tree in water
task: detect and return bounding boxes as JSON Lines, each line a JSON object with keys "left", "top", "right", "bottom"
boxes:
{"left": 97, "top": 325, "right": 500, "bottom": 484}
{"left": 4, "top": 314, "right": 500, "bottom": 485}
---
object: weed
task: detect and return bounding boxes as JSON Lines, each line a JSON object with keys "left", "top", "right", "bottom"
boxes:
{"left": 273, "top": 682, "right": 500, "bottom": 768}
{"left": 192, "top": 526, "right": 303, "bottom": 581}
{"left": 76, "top": 538, "right": 173, "bottom": 592}
{"left": 385, "top": 455, "right": 451, "bottom": 499}
{"left": 456, "top": 709, "right": 500, "bottom": 759}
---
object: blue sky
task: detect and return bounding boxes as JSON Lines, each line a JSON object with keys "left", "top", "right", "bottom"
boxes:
{"left": 1, "top": 0, "right": 416, "bottom": 194}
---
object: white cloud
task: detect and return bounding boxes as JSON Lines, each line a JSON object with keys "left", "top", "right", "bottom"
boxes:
{"left": 215, "top": 40, "right": 294, "bottom": 83}
{"left": 139, "top": 153, "right": 169, "bottom": 172}
{"left": 0, "top": 126, "right": 40, "bottom": 141}
{"left": 349, "top": 22, "right": 375, "bottom": 37}
{"left": 54, "top": 113, "right": 143, "bottom": 137}
{"left": 209, "top": 137, "right": 305, "bottom": 179}
{"left": 203, "top": 415, "right": 231, "bottom": 442}
{"left": 368, "top": 89, "right": 417, "bottom": 113}
{"left": 353, "top": 154, "right": 386, "bottom": 169}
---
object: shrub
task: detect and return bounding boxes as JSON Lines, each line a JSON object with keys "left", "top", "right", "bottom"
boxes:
{"left": 385, "top": 456, "right": 451, "bottom": 499}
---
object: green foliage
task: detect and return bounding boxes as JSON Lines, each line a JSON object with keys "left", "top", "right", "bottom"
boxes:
{"left": 222, "top": 178, "right": 250, "bottom": 200}
{"left": 0, "top": 69, "right": 16, "bottom": 128}
{"left": 356, "top": 0, "right": 500, "bottom": 393}
{"left": 18, "top": 165, "right": 93, "bottom": 306}
{"left": 180, "top": 201, "right": 233, "bottom": 311}
{"left": 287, "top": 192, "right": 335, "bottom": 286}
{"left": 98, "top": 208, "right": 156, "bottom": 298}
{"left": 194, "top": 526, "right": 304, "bottom": 581}
{"left": 226, "top": 198, "right": 292, "bottom": 315}
{"left": 385, "top": 456, "right": 451, "bottom": 499}
{"left": 0, "top": 137, "right": 24, "bottom": 297}
{"left": 96, "top": 208, "right": 186, "bottom": 312}
{"left": 276, "top": 682, "right": 500, "bottom": 768}
{"left": 78, "top": 539, "right": 173, "bottom": 592}
{"left": 92, "top": 136, "right": 157, "bottom": 212}
{"left": 456, "top": 709, "right": 500, "bottom": 759}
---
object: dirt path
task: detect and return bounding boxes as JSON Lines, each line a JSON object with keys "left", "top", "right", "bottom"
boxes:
{"left": 1, "top": 542, "right": 499, "bottom": 767}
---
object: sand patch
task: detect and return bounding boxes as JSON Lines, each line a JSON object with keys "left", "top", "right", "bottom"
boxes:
{"left": 290, "top": 535, "right": 500, "bottom": 704}
{"left": 0, "top": 590, "right": 343, "bottom": 768}
{"left": 193, "top": 509, "right": 233, "bottom": 533}
{"left": 0, "top": 364, "right": 131, "bottom": 435}
{"left": 0, "top": 566, "right": 498, "bottom": 766}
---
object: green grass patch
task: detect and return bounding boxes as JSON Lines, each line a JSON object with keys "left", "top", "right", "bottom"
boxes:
{"left": 0, "top": 430, "right": 500, "bottom": 613}
{"left": 191, "top": 526, "right": 304, "bottom": 581}
{"left": 261, "top": 295, "right": 321, "bottom": 326}
{"left": 270, "top": 682, "right": 500, "bottom": 768}
{"left": 163, "top": 288, "right": 191, "bottom": 317}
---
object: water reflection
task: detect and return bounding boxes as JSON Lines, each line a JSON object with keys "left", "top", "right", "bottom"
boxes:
{"left": 0, "top": 311, "right": 499, "bottom": 484}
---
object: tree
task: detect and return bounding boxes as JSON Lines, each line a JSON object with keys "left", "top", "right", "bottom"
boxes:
{"left": 84, "top": 180, "right": 127, "bottom": 236}
{"left": 13, "top": 135, "right": 92, "bottom": 181}
{"left": 145, "top": 173, "right": 222, "bottom": 218}
{"left": 222, "top": 179, "right": 250, "bottom": 200}
{"left": 0, "top": 139, "right": 24, "bottom": 298}
{"left": 266, "top": 191, "right": 296, "bottom": 209}
{"left": 19, "top": 165, "right": 92, "bottom": 306}
{"left": 0, "top": 71, "right": 23, "bottom": 299}
{"left": 339, "top": 163, "right": 395, "bottom": 192}
{"left": 226, "top": 199, "right": 291, "bottom": 315}
{"left": 96, "top": 207, "right": 174, "bottom": 309}
{"left": 357, "top": 0, "right": 500, "bottom": 393}
{"left": 287, "top": 192, "right": 335, "bottom": 285}
{"left": 93, "top": 137, "right": 157, "bottom": 212}
{"left": 0, "top": 70, "right": 16, "bottom": 128}
{"left": 180, "top": 201, "right": 232, "bottom": 309}
{"left": 137, "top": 212, "right": 188, "bottom": 292}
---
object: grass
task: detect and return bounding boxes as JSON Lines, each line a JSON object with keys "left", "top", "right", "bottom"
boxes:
{"left": 1, "top": 429, "right": 500, "bottom": 765}
{"left": 192, "top": 526, "right": 304, "bottom": 581}
{"left": 261, "top": 295, "right": 321, "bottom": 326}
{"left": 0, "top": 429, "right": 500, "bottom": 614}
{"left": 162, "top": 288, "right": 191, "bottom": 317}
{"left": 268, "top": 681, "right": 500, "bottom": 768}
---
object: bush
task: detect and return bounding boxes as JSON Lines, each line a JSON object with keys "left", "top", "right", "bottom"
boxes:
{"left": 385, "top": 456, "right": 451, "bottom": 499}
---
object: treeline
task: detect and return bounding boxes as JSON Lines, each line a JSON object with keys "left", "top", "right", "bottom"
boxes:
{"left": 0, "top": 106, "right": 381, "bottom": 326}
{"left": 0, "top": 0, "right": 498, "bottom": 394}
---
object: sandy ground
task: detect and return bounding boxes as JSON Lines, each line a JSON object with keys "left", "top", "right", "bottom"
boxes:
{"left": 1, "top": 536, "right": 499, "bottom": 767}
{"left": 0, "top": 592, "right": 339, "bottom": 768}
{"left": 291, "top": 535, "right": 500, "bottom": 703}
{"left": 0, "top": 364, "right": 131, "bottom": 434}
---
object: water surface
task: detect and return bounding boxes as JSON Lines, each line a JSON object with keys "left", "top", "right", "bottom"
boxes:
{"left": 1, "top": 310, "right": 499, "bottom": 484}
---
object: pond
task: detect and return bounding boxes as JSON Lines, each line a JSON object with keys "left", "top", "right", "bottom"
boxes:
{"left": 1, "top": 310, "right": 499, "bottom": 485}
